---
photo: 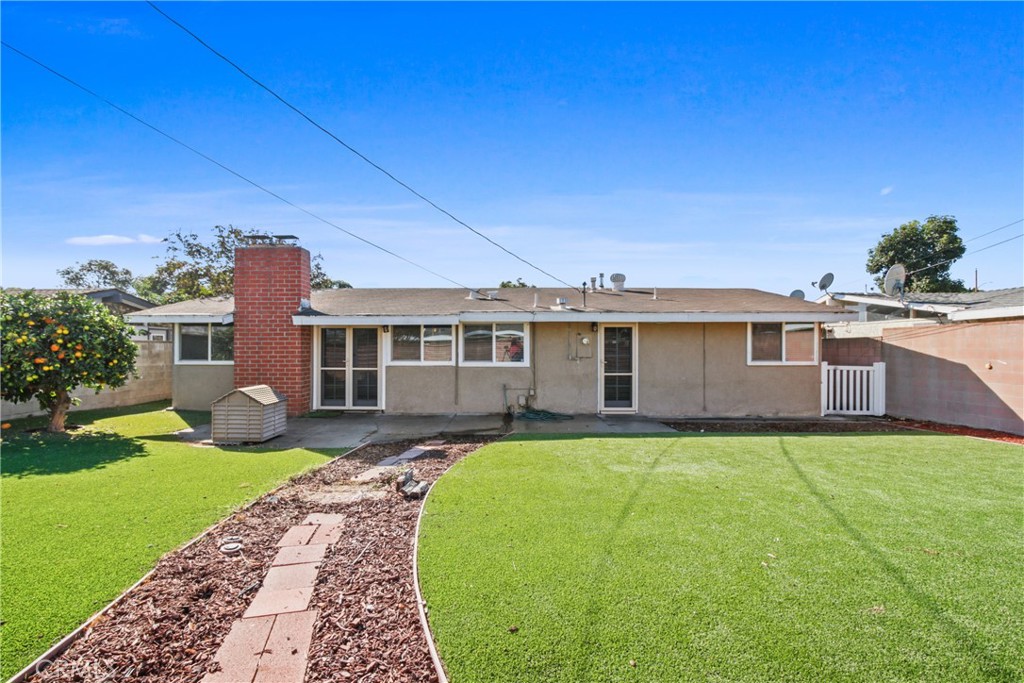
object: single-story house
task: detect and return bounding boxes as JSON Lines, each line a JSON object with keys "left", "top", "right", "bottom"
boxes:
{"left": 127, "top": 241, "right": 858, "bottom": 417}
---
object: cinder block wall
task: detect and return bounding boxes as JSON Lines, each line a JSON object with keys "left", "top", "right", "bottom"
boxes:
{"left": 233, "top": 244, "right": 312, "bottom": 415}
{"left": 882, "top": 320, "right": 1023, "bottom": 435}
{"left": 821, "top": 337, "right": 884, "bottom": 366}
{"left": 1, "top": 340, "right": 173, "bottom": 419}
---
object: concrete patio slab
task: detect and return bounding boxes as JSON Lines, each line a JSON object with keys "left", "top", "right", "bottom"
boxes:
{"left": 178, "top": 412, "right": 676, "bottom": 450}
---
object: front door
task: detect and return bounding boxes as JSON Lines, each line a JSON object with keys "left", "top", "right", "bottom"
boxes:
{"left": 600, "top": 325, "right": 636, "bottom": 412}
{"left": 318, "top": 327, "right": 381, "bottom": 409}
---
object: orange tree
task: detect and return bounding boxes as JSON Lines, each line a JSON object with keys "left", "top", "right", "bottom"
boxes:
{"left": 1, "top": 291, "right": 137, "bottom": 433}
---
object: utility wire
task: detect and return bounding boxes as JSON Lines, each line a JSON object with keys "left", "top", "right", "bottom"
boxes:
{"left": 963, "top": 218, "right": 1022, "bottom": 243}
{"left": 836, "top": 217, "right": 1024, "bottom": 292}
{"left": 1, "top": 40, "right": 498, "bottom": 296}
{"left": 906, "top": 232, "right": 1023, "bottom": 277}
{"left": 147, "top": 1, "right": 579, "bottom": 290}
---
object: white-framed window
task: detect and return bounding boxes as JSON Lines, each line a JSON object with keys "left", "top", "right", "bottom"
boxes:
{"left": 387, "top": 324, "right": 455, "bottom": 365}
{"left": 747, "top": 322, "right": 818, "bottom": 365}
{"left": 459, "top": 323, "right": 529, "bottom": 366}
{"left": 176, "top": 323, "right": 234, "bottom": 364}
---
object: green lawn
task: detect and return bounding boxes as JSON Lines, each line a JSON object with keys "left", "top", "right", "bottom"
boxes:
{"left": 0, "top": 402, "right": 337, "bottom": 679}
{"left": 418, "top": 433, "right": 1024, "bottom": 682}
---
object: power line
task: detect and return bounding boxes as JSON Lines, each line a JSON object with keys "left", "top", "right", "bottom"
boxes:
{"left": 836, "top": 217, "right": 1024, "bottom": 291}
{"left": 1, "top": 40, "right": 510, "bottom": 299}
{"left": 964, "top": 218, "right": 1023, "bottom": 243}
{"left": 147, "top": 1, "right": 580, "bottom": 291}
{"left": 907, "top": 232, "right": 1024, "bottom": 277}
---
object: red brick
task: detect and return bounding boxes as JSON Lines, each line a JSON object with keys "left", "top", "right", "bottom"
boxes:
{"left": 201, "top": 615, "right": 274, "bottom": 683}
{"left": 262, "top": 563, "right": 320, "bottom": 591}
{"left": 272, "top": 543, "right": 328, "bottom": 566}
{"left": 276, "top": 525, "right": 318, "bottom": 547}
{"left": 243, "top": 586, "right": 314, "bottom": 618}
{"left": 252, "top": 610, "right": 319, "bottom": 683}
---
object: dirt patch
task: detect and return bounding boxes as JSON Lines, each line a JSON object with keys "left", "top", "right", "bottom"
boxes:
{"left": 895, "top": 420, "right": 1024, "bottom": 445}
{"left": 29, "top": 437, "right": 493, "bottom": 683}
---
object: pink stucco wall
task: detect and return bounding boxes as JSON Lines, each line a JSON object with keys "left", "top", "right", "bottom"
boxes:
{"left": 825, "top": 320, "right": 1023, "bottom": 435}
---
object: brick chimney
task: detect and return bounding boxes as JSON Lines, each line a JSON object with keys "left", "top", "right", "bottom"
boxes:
{"left": 233, "top": 242, "right": 312, "bottom": 415}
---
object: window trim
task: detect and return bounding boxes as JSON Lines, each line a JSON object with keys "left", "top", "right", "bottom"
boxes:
{"left": 385, "top": 324, "right": 456, "bottom": 366}
{"left": 746, "top": 322, "right": 819, "bottom": 366}
{"left": 458, "top": 322, "right": 530, "bottom": 367}
{"left": 174, "top": 322, "right": 234, "bottom": 365}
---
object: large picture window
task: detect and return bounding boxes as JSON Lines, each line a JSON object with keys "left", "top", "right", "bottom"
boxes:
{"left": 177, "top": 323, "right": 234, "bottom": 363}
{"left": 747, "top": 322, "right": 817, "bottom": 365}
{"left": 389, "top": 325, "right": 454, "bottom": 364}
{"left": 460, "top": 323, "right": 527, "bottom": 365}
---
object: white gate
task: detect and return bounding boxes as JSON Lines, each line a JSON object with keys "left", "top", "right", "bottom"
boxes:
{"left": 821, "top": 362, "right": 886, "bottom": 416}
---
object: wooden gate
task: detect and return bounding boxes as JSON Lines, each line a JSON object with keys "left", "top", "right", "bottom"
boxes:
{"left": 821, "top": 362, "right": 886, "bottom": 416}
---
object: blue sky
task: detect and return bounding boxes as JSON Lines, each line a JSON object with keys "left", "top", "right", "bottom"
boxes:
{"left": 3, "top": 2, "right": 1022, "bottom": 295}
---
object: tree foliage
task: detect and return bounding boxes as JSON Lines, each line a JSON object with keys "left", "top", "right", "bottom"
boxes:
{"left": 499, "top": 278, "right": 533, "bottom": 288}
{"left": 1, "top": 291, "right": 138, "bottom": 432}
{"left": 57, "top": 259, "right": 136, "bottom": 291}
{"left": 866, "top": 215, "right": 967, "bottom": 293}
{"left": 55, "top": 226, "right": 350, "bottom": 304}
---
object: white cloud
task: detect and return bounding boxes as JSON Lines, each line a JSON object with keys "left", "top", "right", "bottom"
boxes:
{"left": 65, "top": 234, "right": 163, "bottom": 246}
{"left": 880, "top": 186, "right": 894, "bottom": 196}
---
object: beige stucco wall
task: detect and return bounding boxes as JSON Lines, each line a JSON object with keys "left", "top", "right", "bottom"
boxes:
{"left": 1, "top": 340, "right": 174, "bottom": 419}
{"left": 637, "top": 323, "right": 820, "bottom": 417}
{"left": 173, "top": 364, "right": 235, "bottom": 411}
{"left": 382, "top": 322, "right": 820, "bottom": 417}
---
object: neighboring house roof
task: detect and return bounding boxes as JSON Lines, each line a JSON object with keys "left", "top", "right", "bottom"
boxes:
{"left": 128, "top": 287, "right": 857, "bottom": 325}
{"left": 821, "top": 287, "right": 1024, "bottom": 322}
{"left": 2, "top": 287, "right": 157, "bottom": 313}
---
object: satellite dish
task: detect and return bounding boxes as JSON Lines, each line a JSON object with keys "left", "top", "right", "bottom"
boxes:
{"left": 812, "top": 272, "right": 834, "bottom": 293}
{"left": 884, "top": 264, "right": 906, "bottom": 300}
{"left": 789, "top": 289, "right": 806, "bottom": 300}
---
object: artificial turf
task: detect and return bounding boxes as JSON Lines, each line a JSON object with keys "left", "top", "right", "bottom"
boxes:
{"left": 418, "top": 433, "right": 1023, "bottom": 682}
{"left": 0, "top": 402, "right": 337, "bottom": 679}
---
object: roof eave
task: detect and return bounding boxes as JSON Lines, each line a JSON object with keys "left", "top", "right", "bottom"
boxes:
{"left": 292, "top": 311, "right": 857, "bottom": 325}
{"left": 947, "top": 306, "right": 1024, "bottom": 321}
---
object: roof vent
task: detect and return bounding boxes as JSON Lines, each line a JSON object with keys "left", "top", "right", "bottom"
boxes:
{"left": 610, "top": 273, "right": 626, "bottom": 291}
{"left": 466, "top": 290, "right": 480, "bottom": 300}
{"left": 555, "top": 297, "right": 568, "bottom": 306}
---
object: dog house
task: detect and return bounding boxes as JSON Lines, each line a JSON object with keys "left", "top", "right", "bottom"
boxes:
{"left": 211, "top": 385, "right": 288, "bottom": 444}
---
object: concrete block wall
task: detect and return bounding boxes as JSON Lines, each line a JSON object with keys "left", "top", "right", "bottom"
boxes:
{"left": 881, "top": 320, "right": 1023, "bottom": 435}
{"left": 233, "top": 244, "right": 312, "bottom": 415}
{"left": 0, "top": 340, "right": 173, "bottom": 420}
{"left": 821, "top": 336, "right": 884, "bottom": 366}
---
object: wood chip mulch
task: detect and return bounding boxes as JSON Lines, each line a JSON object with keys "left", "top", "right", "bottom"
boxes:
{"left": 29, "top": 438, "right": 493, "bottom": 683}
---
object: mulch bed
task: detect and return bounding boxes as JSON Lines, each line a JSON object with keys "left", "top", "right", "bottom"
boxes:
{"left": 666, "top": 417, "right": 1023, "bottom": 444}
{"left": 30, "top": 438, "right": 492, "bottom": 683}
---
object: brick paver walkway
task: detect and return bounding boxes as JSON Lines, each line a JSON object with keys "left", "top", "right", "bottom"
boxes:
{"left": 201, "top": 441, "right": 445, "bottom": 683}
{"left": 202, "top": 513, "right": 345, "bottom": 683}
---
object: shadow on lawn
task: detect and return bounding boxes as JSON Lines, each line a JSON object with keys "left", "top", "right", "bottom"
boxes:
{"left": 1, "top": 431, "right": 147, "bottom": 478}
{"left": 778, "top": 438, "right": 1015, "bottom": 680}
{"left": 566, "top": 437, "right": 678, "bottom": 682}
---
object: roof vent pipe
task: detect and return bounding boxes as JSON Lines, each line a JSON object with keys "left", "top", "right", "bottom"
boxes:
{"left": 533, "top": 292, "right": 539, "bottom": 308}
{"left": 590, "top": 276, "right": 597, "bottom": 292}
{"left": 610, "top": 273, "right": 626, "bottom": 291}
{"left": 652, "top": 287, "right": 658, "bottom": 300}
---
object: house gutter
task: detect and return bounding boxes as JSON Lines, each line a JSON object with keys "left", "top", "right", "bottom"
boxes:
{"left": 292, "top": 311, "right": 857, "bottom": 325}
